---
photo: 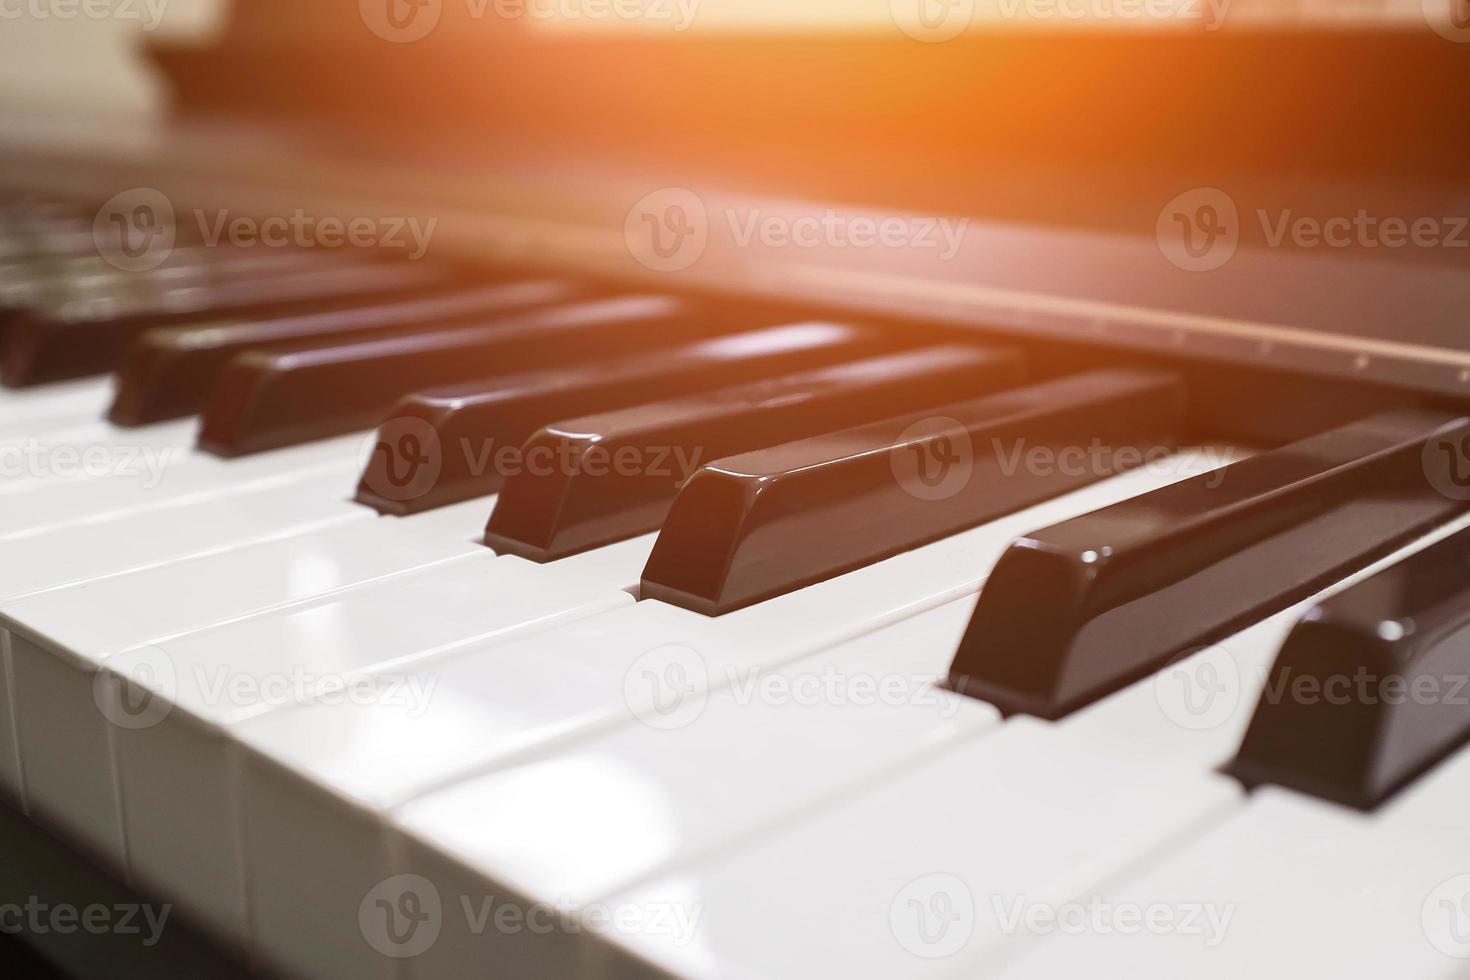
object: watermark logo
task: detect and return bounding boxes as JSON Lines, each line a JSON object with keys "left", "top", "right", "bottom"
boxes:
{"left": 890, "top": 0, "right": 975, "bottom": 42}
{"left": 0, "top": 897, "right": 171, "bottom": 946}
{"left": 1157, "top": 187, "right": 1239, "bottom": 272}
{"left": 361, "top": 874, "right": 443, "bottom": 958}
{"left": 623, "top": 644, "right": 708, "bottom": 730}
{"left": 1423, "top": 427, "right": 1470, "bottom": 501}
{"left": 93, "top": 188, "right": 176, "bottom": 273}
{"left": 1153, "top": 644, "right": 1243, "bottom": 731}
{"left": 1424, "top": 874, "right": 1470, "bottom": 957}
{"left": 625, "top": 188, "right": 708, "bottom": 273}
{"left": 93, "top": 646, "right": 176, "bottom": 731}
{"left": 0, "top": 0, "right": 171, "bottom": 30}
{"left": 891, "top": 417, "right": 975, "bottom": 502}
{"left": 361, "top": 0, "right": 444, "bottom": 42}
{"left": 1425, "top": 0, "right": 1470, "bottom": 42}
{"left": 891, "top": 873, "right": 975, "bottom": 958}
{"left": 360, "top": 417, "right": 444, "bottom": 503}
{"left": 993, "top": 894, "right": 1234, "bottom": 946}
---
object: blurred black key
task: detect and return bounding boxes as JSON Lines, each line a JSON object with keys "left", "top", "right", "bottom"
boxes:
{"left": 1230, "top": 524, "right": 1470, "bottom": 810}
{"left": 641, "top": 368, "right": 1183, "bottom": 616}
{"left": 949, "top": 410, "right": 1470, "bottom": 721}
{"left": 485, "top": 344, "right": 1027, "bottom": 561}
{"left": 199, "top": 295, "right": 734, "bottom": 457}
{"left": 356, "top": 321, "right": 901, "bottom": 515}
{"left": 109, "top": 279, "right": 580, "bottom": 425}
{"left": 1, "top": 259, "right": 457, "bottom": 386}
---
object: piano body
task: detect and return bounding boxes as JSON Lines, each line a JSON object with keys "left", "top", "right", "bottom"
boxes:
{"left": 2, "top": 1, "right": 1470, "bottom": 976}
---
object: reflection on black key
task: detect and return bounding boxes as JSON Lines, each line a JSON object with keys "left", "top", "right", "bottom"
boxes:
{"left": 199, "top": 296, "right": 728, "bottom": 457}
{"left": 109, "top": 279, "right": 579, "bottom": 425}
{"left": 485, "top": 345, "right": 1027, "bottom": 561}
{"left": 1229, "top": 524, "right": 1470, "bottom": 810}
{"left": 2, "top": 260, "right": 455, "bottom": 386}
{"left": 356, "top": 322, "right": 902, "bottom": 515}
{"left": 949, "top": 410, "right": 1470, "bottom": 721}
{"left": 641, "top": 369, "right": 1183, "bottom": 616}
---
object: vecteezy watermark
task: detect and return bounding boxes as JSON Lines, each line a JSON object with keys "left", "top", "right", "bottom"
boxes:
{"left": 890, "top": 873, "right": 976, "bottom": 958}
{"left": 359, "top": 0, "right": 701, "bottom": 43}
{"left": 0, "top": 0, "right": 170, "bottom": 30}
{"left": 992, "top": 0, "right": 1231, "bottom": 30}
{"left": 1158, "top": 187, "right": 1470, "bottom": 272}
{"left": 91, "top": 189, "right": 438, "bottom": 271}
{"left": 991, "top": 894, "right": 1235, "bottom": 947}
{"left": 1424, "top": 874, "right": 1470, "bottom": 957}
{"left": 623, "top": 644, "right": 708, "bottom": 730}
{"left": 359, "top": 875, "right": 703, "bottom": 959}
{"left": 0, "top": 897, "right": 171, "bottom": 947}
{"left": 1156, "top": 187, "right": 1240, "bottom": 272}
{"left": 358, "top": 418, "right": 707, "bottom": 504}
{"left": 1153, "top": 643, "right": 1246, "bottom": 731}
{"left": 192, "top": 208, "right": 438, "bottom": 260}
{"left": 724, "top": 665, "right": 963, "bottom": 718}
{"left": 0, "top": 439, "right": 179, "bottom": 489}
{"left": 623, "top": 188, "right": 970, "bottom": 273}
{"left": 1424, "top": 0, "right": 1470, "bottom": 43}
{"left": 95, "top": 644, "right": 440, "bottom": 731}
{"left": 1423, "top": 426, "right": 1470, "bottom": 502}
{"left": 890, "top": 0, "right": 976, "bottom": 42}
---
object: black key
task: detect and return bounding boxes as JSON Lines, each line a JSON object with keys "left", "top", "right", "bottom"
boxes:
{"left": 1229, "top": 524, "right": 1470, "bottom": 810}
{"left": 485, "top": 345, "right": 1027, "bottom": 561}
{"left": 199, "top": 296, "right": 737, "bottom": 457}
{"left": 948, "top": 410, "right": 1470, "bottom": 721}
{"left": 356, "top": 321, "right": 903, "bottom": 515}
{"left": 108, "top": 279, "right": 580, "bottom": 425}
{"left": 641, "top": 368, "right": 1183, "bottom": 616}
{"left": 1, "top": 259, "right": 457, "bottom": 386}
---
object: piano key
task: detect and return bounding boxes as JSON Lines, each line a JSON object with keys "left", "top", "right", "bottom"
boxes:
{"left": 2, "top": 259, "right": 457, "bottom": 386}
{"left": 0, "top": 418, "right": 199, "bottom": 497}
{"left": 108, "top": 278, "right": 580, "bottom": 425}
{"left": 598, "top": 722, "right": 1242, "bottom": 980}
{"left": 0, "top": 434, "right": 362, "bottom": 540}
{"left": 223, "top": 450, "right": 1227, "bottom": 978}
{"left": 642, "top": 368, "right": 1184, "bottom": 616}
{"left": 1229, "top": 523, "right": 1470, "bottom": 810}
{"left": 949, "top": 409, "right": 1470, "bottom": 721}
{"left": 990, "top": 744, "right": 1470, "bottom": 980}
{"left": 246, "top": 599, "right": 979, "bottom": 980}
{"left": 484, "top": 344, "right": 1027, "bottom": 561}
{"left": 355, "top": 321, "right": 906, "bottom": 515}
{"left": 0, "top": 633, "right": 16, "bottom": 805}
{"left": 94, "top": 539, "right": 650, "bottom": 939}
{"left": 0, "top": 463, "right": 361, "bottom": 603}
{"left": 0, "top": 375, "right": 113, "bottom": 423}
{"left": 0, "top": 497, "right": 493, "bottom": 915}
{"left": 197, "top": 295, "right": 735, "bottom": 457}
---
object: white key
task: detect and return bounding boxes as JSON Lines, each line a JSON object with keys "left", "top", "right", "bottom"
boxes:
{"left": 598, "top": 722, "right": 1241, "bottom": 980}
{"left": 0, "top": 377, "right": 112, "bottom": 420}
{"left": 229, "top": 450, "right": 1233, "bottom": 980}
{"left": 0, "top": 497, "right": 490, "bottom": 841}
{"left": 102, "top": 538, "right": 650, "bottom": 947}
{"left": 387, "top": 599, "right": 997, "bottom": 980}
{"left": 0, "top": 434, "right": 363, "bottom": 539}
{"left": 0, "top": 419, "right": 197, "bottom": 496}
{"left": 991, "top": 745, "right": 1470, "bottom": 980}
{"left": 0, "top": 463, "right": 360, "bottom": 602}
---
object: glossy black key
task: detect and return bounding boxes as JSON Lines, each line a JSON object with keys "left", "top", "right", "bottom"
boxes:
{"left": 1229, "top": 524, "right": 1470, "bottom": 810}
{"left": 109, "top": 279, "right": 580, "bottom": 425}
{"left": 356, "top": 321, "right": 900, "bottom": 515}
{"left": 641, "top": 368, "right": 1183, "bottom": 616}
{"left": 485, "top": 344, "right": 1027, "bottom": 561}
{"left": 200, "top": 296, "right": 735, "bottom": 457}
{"left": 1, "top": 259, "right": 456, "bottom": 386}
{"left": 949, "top": 410, "right": 1470, "bottom": 721}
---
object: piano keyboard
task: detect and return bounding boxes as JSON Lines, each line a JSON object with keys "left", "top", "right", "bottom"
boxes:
{"left": 3, "top": 185, "right": 1470, "bottom": 980}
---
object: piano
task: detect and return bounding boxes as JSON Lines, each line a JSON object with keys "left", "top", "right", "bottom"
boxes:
{"left": 3, "top": 1, "right": 1470, "bottom": 976}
